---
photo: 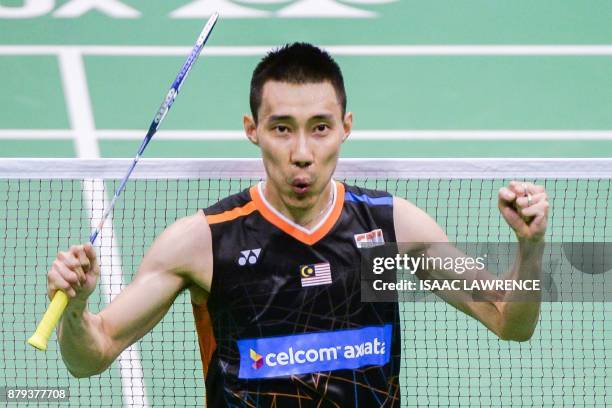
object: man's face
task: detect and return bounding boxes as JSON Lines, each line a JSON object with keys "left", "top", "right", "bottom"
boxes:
{"left": 244, "top": 80, "right": 352, "bottom": 210}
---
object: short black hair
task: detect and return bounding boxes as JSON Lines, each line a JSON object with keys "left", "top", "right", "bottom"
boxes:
{"left": 249, "top": 42, "right": 346, "bottom": 123}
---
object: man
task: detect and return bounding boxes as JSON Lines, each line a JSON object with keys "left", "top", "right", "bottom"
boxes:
{"left": 48, "top": 43, "right": 549, "bottom": 407}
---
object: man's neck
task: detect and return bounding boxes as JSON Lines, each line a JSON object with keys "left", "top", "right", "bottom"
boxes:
{"left": 262, "top": 180, "right": 335, "bottom": 230}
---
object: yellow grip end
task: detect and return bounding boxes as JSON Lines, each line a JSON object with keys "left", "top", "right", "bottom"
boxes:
{"left": 28, "top": 291, "right": 69, "bottom": 351}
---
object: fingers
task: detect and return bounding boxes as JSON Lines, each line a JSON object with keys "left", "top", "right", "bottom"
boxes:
{"left": 498, "top": 187, "right": 516, "bottom": 204}
{"left": 83, "top": 243, "right": 100, "bottom": 278}
{"left": 520, "top": 198, "right": 549, "bottom": 218}
{"left": 530, "top": 209, "right": 549, "bottom": 231}
{"left": 508, "top": 181, "right": 545, "bottom": 196}
{"left": 498, "top": 204, "right": 530, "bottom": 237}
{"left": 83, "top": 242, "right": 97, "bottom": 269}
{"left": 47, "top": 262, "right": 78, "bottom": 300}
{"left": 71, "top": 245, "right": 91, "bottom": 281}
{"left": 515, "top": 192, "right": 547, "bottom": 209}
{"left": 47, "top": 243, "right": 98, "bottom": 301}
{"left": 59, "top": 247, "right": 86, "bottom": 285}
{"left": 70, "top": 244, "right": 90, "bottom": 268}
{"left": 501, "top": 182, "right": 548, "bottom": 210}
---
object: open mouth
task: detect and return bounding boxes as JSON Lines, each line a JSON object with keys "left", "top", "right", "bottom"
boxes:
{"left": 291, "top": 178, "right": 311, "bottom": 195}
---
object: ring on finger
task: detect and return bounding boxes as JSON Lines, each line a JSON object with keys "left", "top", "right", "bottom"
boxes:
{"left": 527, "top": 193, "right": 532, "bottom": 206}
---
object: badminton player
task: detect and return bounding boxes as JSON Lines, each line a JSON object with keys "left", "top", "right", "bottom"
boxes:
{"left": 47, "top": 43, "right": 549, "bottom": 407}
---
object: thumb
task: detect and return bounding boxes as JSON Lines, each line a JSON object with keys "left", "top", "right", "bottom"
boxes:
{"left": 83, "top": 243, "right": 99, "bottom": 273}
{"left": 500, "top": 204, "right": 529, "bottom": 236}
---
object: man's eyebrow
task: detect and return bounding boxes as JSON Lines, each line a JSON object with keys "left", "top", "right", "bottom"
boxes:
{"left": 267, "top": 115, "right": 295, "bottom": 123}
{"left": 266, "top": 114, "right": 335, "bottom": 123}
{"left": 310, "top": 114, "right": 334, "bottom": 122}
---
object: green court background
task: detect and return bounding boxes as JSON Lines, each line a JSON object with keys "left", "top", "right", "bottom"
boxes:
{"left": 1, "top": 1, "right": 612, "bottom": 158}
{"left": 0, "top": 1, "right": 611, "bottom": 407}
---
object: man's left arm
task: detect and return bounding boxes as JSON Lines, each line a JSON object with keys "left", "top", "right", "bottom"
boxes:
{"left": 393, "top": 181, "right": 549, "bottom": 341}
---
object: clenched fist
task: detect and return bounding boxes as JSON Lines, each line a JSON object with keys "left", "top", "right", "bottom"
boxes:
{"left": 499, "top": 181, "right": 549, "bottom": 241}
{"left": 47, "top": 243, "right": 100, "bottom": 302}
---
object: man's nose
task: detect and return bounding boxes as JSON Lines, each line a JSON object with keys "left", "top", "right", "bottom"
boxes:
{"left": 290, "top": 133, "right": 314, "bottom": 168}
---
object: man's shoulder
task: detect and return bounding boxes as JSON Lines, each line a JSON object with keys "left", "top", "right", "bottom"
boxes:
{"left": 204, "top": 185, "right": 253, "bottom": 216}
{"left": 342, "top": 182, "right": 394, "bottom": 207}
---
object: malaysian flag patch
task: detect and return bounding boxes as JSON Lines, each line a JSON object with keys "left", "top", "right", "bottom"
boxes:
{"left": 300, "top": 263, "right": 332, "bottom": 287}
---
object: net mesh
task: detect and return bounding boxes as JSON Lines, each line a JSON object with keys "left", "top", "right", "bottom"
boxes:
{"left": 0, "top": 159, "right": 610, "bottom": 407}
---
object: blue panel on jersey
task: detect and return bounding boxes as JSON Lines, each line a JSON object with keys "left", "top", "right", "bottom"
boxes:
{"left": 345, "top": 191, "right": 393, "bottom": 206}
{"left": 237, "top": 324, "right": 392, "bottom": 379}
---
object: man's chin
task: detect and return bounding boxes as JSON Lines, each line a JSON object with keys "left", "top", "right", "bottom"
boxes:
{"left": 284, "top": 190, "right": 317, "bottom": 207}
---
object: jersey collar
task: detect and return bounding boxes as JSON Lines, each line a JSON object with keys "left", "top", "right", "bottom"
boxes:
{"left": 250, "top": 180, "right": 345, "bottom": 246}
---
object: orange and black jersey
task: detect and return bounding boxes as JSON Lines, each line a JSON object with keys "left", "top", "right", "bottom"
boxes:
{"left": 193, "top": 181, "right": 401, "bottom": 407}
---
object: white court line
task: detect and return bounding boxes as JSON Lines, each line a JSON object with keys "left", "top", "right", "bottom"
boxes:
{"left": 57, "top": 50, "right": 150, "bottom": 408}
{"left": 2, "top": 129, "right": 612, "bottom": 140}
{"left": 57, "top": 50, "right": 98, "bottom": 157}
{"left": 0, "top": 129, "right": 73, "bottom": 139}
{"left": 1, "top": 44, "right": 612, "bottom": 56}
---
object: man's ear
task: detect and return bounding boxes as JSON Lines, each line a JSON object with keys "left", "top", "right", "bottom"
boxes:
{"left": 342, "top": 111, "right": 353, "bottom": 143}
{"left": 243, "top": 114, "right": 259, "bottom": 145}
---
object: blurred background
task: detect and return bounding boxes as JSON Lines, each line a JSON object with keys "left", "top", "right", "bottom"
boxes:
{"left": 1, "top": 0, "right": 611, "bottom": 159}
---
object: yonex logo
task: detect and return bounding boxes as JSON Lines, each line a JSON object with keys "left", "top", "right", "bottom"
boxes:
{"left": 238, "top": 248, "right": 261, "bottom": 266}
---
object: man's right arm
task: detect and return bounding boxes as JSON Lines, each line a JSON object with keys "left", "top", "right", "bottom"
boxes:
{"left": 48, "top": 211, "right": 212, "bottom": 377}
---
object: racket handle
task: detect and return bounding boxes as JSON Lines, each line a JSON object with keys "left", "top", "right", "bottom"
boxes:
{"left": 28, "top": 291, "right": 69, "bottom": 351}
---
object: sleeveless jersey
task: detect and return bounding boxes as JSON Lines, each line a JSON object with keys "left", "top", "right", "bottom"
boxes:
{"left": 192, "top": 181, "right": 401, "bottom": 407}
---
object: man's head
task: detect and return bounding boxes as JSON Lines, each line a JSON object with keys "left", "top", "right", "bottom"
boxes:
{"left": 249, "top": 42, "right": 347, "bottom": 123}
{"left": 244, "top": 43, "right": 353, "bottom": 212}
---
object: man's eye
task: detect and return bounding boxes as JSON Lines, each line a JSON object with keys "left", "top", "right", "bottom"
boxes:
{"left": 314, "top": 124, "right": 329, "bottom": 132}
{"left": 275, "top": 125, "right": 289, "bottom": 133}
